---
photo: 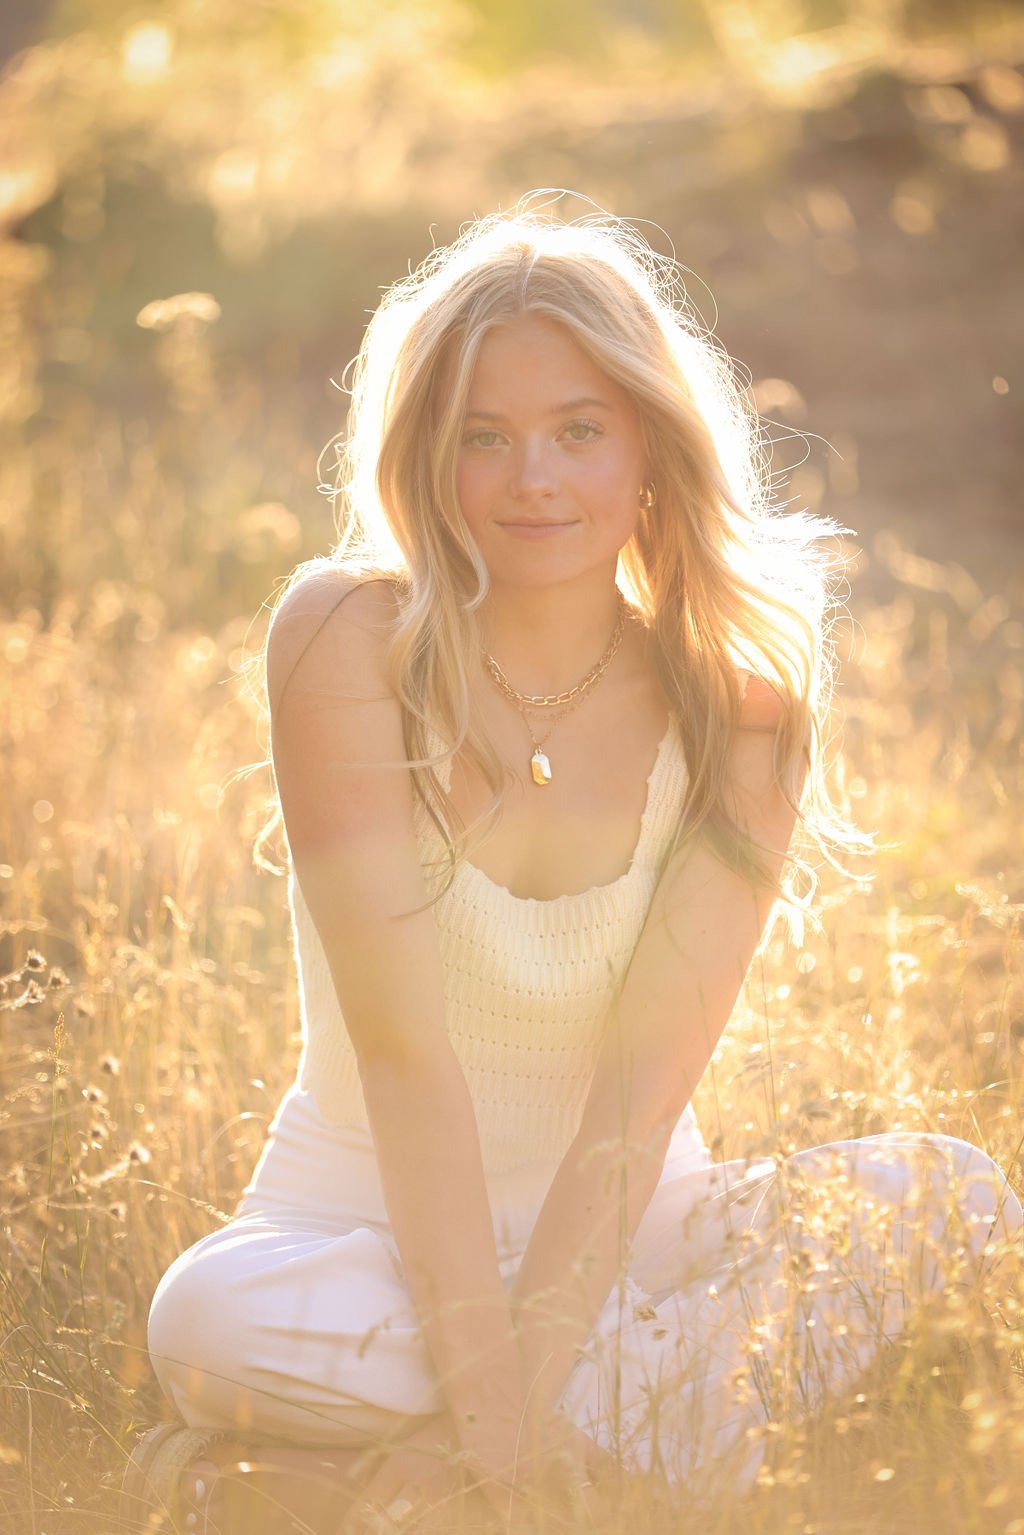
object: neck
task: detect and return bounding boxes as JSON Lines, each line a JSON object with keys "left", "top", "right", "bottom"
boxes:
{"left": 477, "top": 573, "right": 626, "bottom": 697}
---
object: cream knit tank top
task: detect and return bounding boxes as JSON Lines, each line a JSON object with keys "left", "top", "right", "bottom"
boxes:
{"left": 281, "top": 711, "right": 708, "bottom": 1184}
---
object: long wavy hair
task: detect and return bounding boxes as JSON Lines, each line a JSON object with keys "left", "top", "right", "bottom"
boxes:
{"left": 244, "top": 197, "right": 869, "bottom": 936}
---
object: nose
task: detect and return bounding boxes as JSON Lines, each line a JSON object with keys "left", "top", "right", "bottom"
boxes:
{"left": 509, "top": 437, "right": 558, "bottom": 501}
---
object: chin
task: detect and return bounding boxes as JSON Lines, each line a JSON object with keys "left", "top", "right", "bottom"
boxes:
{"left": 483, "top": 559, "right": 610, "bottom": 593}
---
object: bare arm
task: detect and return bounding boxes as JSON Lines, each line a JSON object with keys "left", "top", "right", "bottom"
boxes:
{"left": 507, "top": 677, "right": 806, "bottom": 1427}
{"left": 267, "top": 572, "right": 533, "bottom": 1486}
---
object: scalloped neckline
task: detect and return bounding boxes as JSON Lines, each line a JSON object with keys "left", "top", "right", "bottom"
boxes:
{"left": 455, "top": 715, "right": 679, "bottom": 907}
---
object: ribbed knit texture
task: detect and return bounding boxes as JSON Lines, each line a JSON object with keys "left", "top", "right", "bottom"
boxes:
{"left": 291, "top": 714, "right": 691, "bottom": 1177}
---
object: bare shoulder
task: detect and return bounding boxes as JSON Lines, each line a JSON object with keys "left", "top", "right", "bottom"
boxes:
{"left": 729, "top": 671, "right": 802, "bottom": 830}
{"left": 265, "top": 563, "right": 414, "bottom": 872}
{"left": 262, "top": 566, "right": 446, "bottom": 1063}
{"left": 736, "top": 670, "right": 785, "bottom": 732}
{"left": 266, "top": 562, "right": 402, "bottom": 717}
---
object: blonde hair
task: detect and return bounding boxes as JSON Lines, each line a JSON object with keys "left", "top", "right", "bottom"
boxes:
{"left": 247, "top": 196, "right": 868, "bottom": 935}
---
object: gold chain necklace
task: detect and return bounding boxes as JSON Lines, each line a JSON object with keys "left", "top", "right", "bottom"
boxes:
{"left": 483, "top": 601, "right": 626, "bottom": 708}
{"left": 481, "top": 600, "right": 628, "bottom": 785}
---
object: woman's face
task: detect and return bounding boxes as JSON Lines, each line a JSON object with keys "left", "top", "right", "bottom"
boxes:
{"left": 454, "top": 313, "right": 648, "bottom": 591}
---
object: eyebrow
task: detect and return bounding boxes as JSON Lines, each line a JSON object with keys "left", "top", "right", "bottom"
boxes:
{"left": 464, "top": 396, "right": 612, "bottom": 420}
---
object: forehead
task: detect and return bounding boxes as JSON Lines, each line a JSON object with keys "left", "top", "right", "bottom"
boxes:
{"left": 465, "top": 313, "right": 627, "bottom": 407}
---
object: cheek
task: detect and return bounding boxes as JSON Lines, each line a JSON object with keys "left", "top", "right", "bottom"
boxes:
{"left": 455, "top": 458, "right": 490, "bottom": 527}
{"left": 589, "top": 457, "right": 644, "bottom": 547}
{"left": 581, "top": 450, "right": 641, "bottom": 517}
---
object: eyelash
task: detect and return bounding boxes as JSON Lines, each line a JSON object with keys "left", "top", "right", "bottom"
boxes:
{"left": 462, "top": 418, "right": 603, "bottom": 448}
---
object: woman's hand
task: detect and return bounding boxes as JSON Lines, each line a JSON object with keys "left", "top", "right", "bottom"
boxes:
{"left": 511, "top": 1410, "right": 613, "bottom": 1520}
{"left": 383, "top": 1405, "right": 617, "bottom": 1525}
{"left": 386, "top": 1411, "right": 536, "bottom": 1527}
{"left": 518, "top": 1412, "right": 657, "bottom": 1521}
{"left": 383, "top": 1409, "right": 464, "bottom": 1493}
{"left": 540, "top": 1411, "right": 613, "bottom": 1480}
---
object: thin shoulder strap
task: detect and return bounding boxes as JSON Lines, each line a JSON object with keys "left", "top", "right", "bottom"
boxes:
{"left": 636, "top": 672, "right": 755, "bottom": 871}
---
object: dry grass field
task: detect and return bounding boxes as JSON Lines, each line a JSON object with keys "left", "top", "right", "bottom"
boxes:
{"left": 2, "top": 3, "right": 1023, "bottom": 1532}
{"left": 3, "top": 444, "right": 1023, "bottom": 1535}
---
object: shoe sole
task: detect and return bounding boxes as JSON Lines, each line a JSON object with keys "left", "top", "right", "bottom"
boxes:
{"left": 120, "top": 1424, "right": 236, "bottom": 1534}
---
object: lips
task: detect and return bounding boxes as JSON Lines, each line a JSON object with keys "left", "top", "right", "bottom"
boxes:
{"left": 497, "top": 519, "right": 579, "bottom": 540}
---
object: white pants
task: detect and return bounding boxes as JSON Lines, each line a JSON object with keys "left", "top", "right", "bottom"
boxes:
{"left": 148, "top": 1132, "right": 1022, "bottom": 1504}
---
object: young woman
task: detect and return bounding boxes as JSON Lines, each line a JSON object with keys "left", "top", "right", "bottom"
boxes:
{"left": 126, "top": 202, "right": 1023, "bottom": 1534}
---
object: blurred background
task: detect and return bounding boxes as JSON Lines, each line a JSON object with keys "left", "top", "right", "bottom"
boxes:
{"left": 2, "top": 0, "right": 1022, "bottom": 627}
{"left": 2, "top": 3, "right": 1023, "bottom": 1530}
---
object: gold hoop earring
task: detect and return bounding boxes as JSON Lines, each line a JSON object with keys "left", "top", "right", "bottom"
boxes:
{"left": 640, "top": 482, "right": 657, "bottom": 510}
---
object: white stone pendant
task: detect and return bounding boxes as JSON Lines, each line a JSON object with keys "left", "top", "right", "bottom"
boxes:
{"left": 530, "top": 749, "right": 552, "bottom": 786}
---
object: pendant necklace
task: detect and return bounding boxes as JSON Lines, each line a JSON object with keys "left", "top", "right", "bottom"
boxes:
{"left": 481, "top": 599, "right": 628, "bottom": 786}
{"left": 517, "top": 695, "right": 583, "bottom": 786}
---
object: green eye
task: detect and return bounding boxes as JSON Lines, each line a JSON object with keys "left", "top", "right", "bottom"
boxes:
{"left": 464, "top": 430, "right": 502, "bottom": 448}
{"left": 564, "top": 419, "right": 601, "bottom": 442}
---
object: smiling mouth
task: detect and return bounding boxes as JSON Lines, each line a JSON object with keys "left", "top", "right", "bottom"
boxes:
{"left": 498, "top": 520, "right": 578, "bottom": 528}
